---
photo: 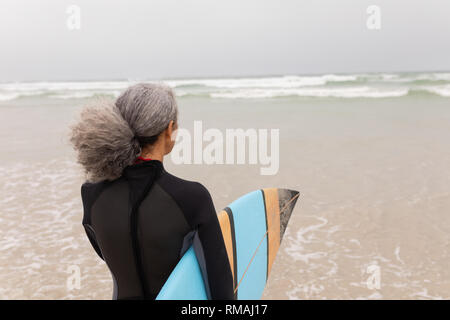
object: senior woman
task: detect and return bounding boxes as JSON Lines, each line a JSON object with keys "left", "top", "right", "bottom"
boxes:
{"left": 70, "top": 83, "right": 233, "bottom": 300}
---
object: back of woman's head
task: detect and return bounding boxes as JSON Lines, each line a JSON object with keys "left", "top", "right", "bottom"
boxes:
{"left": 70, "top": 83, "right": 178, "bottom": 182}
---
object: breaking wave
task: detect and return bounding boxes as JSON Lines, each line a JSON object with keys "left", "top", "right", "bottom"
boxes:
{"left": 1, "top": 72, "right": 450, "bottom": 101}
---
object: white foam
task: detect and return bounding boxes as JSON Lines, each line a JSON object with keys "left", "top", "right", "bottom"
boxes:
{"left": 355, "top": 292, "right": 383, "bottom": 300}
{"left": 394, "top": 246, "right": 405, "bottom": 265}
{"left": 0, "top": 93, "right": 20, "bottom": 101}
{"left": 415, "top": 73, "right": 450, "bottom": 81}
{"left": 50, "top": 91, "right": 122, "bottom": 99}
{"left": 0, "top": 81, "right": 132, "bottom": 92}
{"left": 410, "top": 289, "right": 444, "bottom": 300}
{"left": 379, "top": 72, "right": 450, "bottom": 82}
{"left": 167, "top": 74, "right": 360, "bottom": 89}
{"left": 167, "top": 75, "right": 329, "bottom": 89}
{"left": 0, "top": 81, "right": 134, "bottom": 101}
{"left": 210, "top": 87, "right": 409, "bottom": 99}
{"left": 422, "top": 85, "right": 450, "bottom": 97}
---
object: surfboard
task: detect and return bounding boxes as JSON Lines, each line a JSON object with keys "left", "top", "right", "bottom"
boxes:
{"left": 156, "top": 188, "right": 299, "bottom": 300}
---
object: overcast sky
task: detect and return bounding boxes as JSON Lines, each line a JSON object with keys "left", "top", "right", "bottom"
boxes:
{"left": 1, "top": 0, "right": 449, "bottom": 82}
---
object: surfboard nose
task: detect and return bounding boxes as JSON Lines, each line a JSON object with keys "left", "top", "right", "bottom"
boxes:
{"left": 278, "top": 189, "right": 300, "bottom": 208}
{"left": 277, "top": 189, "right": 300, "bottom": 239}
{"left": 281, "top": 189, "right": 300, "bottom": 201}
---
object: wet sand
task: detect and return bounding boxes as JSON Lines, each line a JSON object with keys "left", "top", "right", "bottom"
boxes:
{"left": 0, "top": 95, "right": 449, "bottom": 299}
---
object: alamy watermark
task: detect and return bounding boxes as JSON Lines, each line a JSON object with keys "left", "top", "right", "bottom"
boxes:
{"left": 66, "top": 5, "right": 81, "bottom": 30}
{"left": 366, "top": 263, "right": 381, "bottom": 290}
{"left": 66, "top": 265, "right": 81, "bottom": 291}
{"left": 366, "top": 5, "right": 381, "bottom": 30}
{"left": 171, "top": 121, "right": 280, "bottom": 175}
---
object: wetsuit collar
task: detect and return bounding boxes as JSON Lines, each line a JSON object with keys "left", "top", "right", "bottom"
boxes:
{"left": 123, "top": 158, "right": 164, "bottom": 179}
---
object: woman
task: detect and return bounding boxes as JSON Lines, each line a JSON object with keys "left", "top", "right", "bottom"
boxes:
{"left": 70, "top": 83, "right": 234, "bottom": 300}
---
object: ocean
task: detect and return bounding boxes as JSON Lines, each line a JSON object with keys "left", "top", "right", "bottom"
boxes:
{"left": 0, "top": 72, "right": 449, "bottom": 299}
{"left": 1, "top": 72, "right": 450, "bottom": 101}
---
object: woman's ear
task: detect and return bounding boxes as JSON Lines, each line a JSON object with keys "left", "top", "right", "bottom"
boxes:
{"left": 166, "top": 120, "right": 175, "bottom": 138}
{"left": 165, "top": 120, "right": 177, "bottom": 154}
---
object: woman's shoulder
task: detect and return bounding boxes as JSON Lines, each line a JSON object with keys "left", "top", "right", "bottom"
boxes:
{"left": 80, "top": 179, "right": 116, "bottom": 225}
{"left": 157, "top": 171, "right": 216, "bottom": 227}
{"left": 157, "top": 171, "right": 213, "bottom": 202}
{"left": 81, "top": 179, "right": 116, "bottom": 201}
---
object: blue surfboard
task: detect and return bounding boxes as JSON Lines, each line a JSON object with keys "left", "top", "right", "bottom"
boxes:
{"left": 156, "top": 188, "right": 299, "bottom": 300}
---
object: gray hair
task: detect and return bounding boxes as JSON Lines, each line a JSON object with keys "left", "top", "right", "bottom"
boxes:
{"left": 70, "top": 83, "right": 178, "bottom": 182}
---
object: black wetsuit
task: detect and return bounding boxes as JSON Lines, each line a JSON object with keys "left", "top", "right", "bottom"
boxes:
{"left": 80, "top": 159, "right": 234, "bottom": 300}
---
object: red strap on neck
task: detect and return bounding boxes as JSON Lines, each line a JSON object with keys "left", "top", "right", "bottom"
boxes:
{"left": 135, "top": 156, "right": 152, "bottom": 164}
{"left": 137, "top": 156, "right": 152, "bottom": 161}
